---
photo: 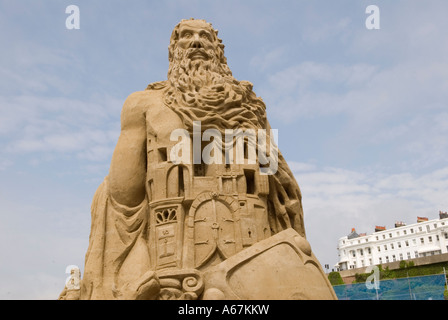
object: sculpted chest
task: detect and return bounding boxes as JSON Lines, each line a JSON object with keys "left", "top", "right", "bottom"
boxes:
{"left": 143, "top": 90, "right": 272, "bottom": 276}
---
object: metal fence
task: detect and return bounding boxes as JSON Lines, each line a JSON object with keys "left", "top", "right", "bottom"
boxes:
{"left": 333, "top": 274, "right": 447, "bottom": 300}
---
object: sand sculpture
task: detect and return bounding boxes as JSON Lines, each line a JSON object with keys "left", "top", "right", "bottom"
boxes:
{"left": 59, "top": 18, "right": 337, "bottom": 300}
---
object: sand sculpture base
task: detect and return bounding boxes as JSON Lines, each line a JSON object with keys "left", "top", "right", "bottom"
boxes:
{"left": 156, "top": 228, "right": 336, "bottom": 300}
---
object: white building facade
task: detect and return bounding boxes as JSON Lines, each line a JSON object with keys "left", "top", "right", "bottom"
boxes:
{"left": 337, "top": 212, "right": 448, "bottom": 271}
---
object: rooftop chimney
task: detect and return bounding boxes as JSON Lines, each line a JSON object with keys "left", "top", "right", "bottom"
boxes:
{"left": 395, "top": 221, "right": 406, "bottom": 228}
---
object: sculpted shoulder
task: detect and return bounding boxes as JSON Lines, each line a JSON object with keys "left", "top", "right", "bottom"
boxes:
{"left": 120, "top": 86, "right": 165, "bottom": 129}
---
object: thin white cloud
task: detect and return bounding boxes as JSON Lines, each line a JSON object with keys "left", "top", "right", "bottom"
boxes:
{"left": 249, "top": 47, "right": 287, "bottom": 71}
{"left": 301, "top": 17, "right": 352, "bottom": 44}
{"left": 262, "top": 61, "right": 379, "bottom": 119}
{"left": 0, "top": 159, "right": 13, "bottom": 171}
{"left": 252, "top": 2, "right": 448, "bottom": 176}
{"left": 287, "top": 161, "right": 317, "bottom": 173}
{"left": 0, "top": 95, "right": 121, "bottom": 164}
{"left": 259, "top": 56, "right": 448, "bottom": 173}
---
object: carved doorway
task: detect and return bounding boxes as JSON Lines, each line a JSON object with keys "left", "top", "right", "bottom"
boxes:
{"left": 189, "top": 193, "right": 241, "bottom": 268}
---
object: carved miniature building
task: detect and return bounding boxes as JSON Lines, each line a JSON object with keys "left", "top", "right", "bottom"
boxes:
{"left": 146, "top": 132, "right": 272, "bottom": 272}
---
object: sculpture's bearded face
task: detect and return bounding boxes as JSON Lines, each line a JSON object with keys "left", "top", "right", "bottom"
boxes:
{"left": 175, "top": 21, "right": 216, "bottom": 63}
{"left": 164, "top": 19, "right": 266, "bottom": 134}
{"left": 167, "top": 19, "right": 232, "bottom": 90}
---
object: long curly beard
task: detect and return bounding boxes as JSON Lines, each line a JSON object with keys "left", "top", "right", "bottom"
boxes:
{"left": 164, "top": 46, "right": 267, "bottom": 134}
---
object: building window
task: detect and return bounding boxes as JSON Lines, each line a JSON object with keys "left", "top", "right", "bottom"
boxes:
{"left": 419, "top": 227, "right": 422, "bottom": 232}
{"left": 391, "top": 243, "right": 394, "bottom": 249}
{"left": 244, "top": 169, "right": 255, "bottom": 194}
{"left": 379, "top": 257, "right": 383, "bottom": 264}
{"left": 194, "top": 163, "right": 206, "bottom": 176}
{"left": 426, "top": 225, "right": 430, "bottom": 232}
{"left": 434, "top": 223, "right": 438, "bottom": 228}
{"left": 384, "top": 245, "right": 388, "bottom": 251}
{"left": 415, "top": 251, "right": 419, "bottom": 258}
{"left": 383, "top": 235, "right": 386, "bottom": 239}
{"left": 428, "top": 236, "right": 432, "bottom": 242}
{"left": 413, "top": 239, "right": 417, "bottom": 245}
{"left": 148, "top": 179, "right": 154, "bottom": 201}
{"left": 392, "top": 255, "right": 396, "bottom": 262}
{"left": 158, "top": 147, "right": 168, "bottom": 162}
{"left": 407, "top": 252, "right": 411, "bottom": 259}
{"left": 399, "top": 253, "right": 403, "bottom": 260}
{"left": 386, "top": 256, "right": 389, "bottom": 263}
{"left": 376, "top": 236, "right": 379, "bottom": 240}
{"left": 405, "top": 240, "right": 409, "bottom": 247}
{"left": 411, "top": 228, "right": 414, "bottom": 233}
{"left": 398, "top": 242, "right": 402, "bottom": 248}
{"left": 420, "top": 238, "right": 424, "bottom": 244}
{"left": 436, "top": 235, "right": 439, "bottom": 241}
{"left": 377, "top": 246, "right": 381, "bottom": 252}
{"left": 404, "top": 230, "right": 407, "bottom": 235}
{"left": 367, "top": 248, "right": 371, "bottom": 254}
{"left": 389, "top": 233, "right": 392, "bottom": 238}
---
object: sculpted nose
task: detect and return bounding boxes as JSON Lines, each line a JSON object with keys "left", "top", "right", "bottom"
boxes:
{"left": 190, "top": 34, "right": 203, "bottom": 49}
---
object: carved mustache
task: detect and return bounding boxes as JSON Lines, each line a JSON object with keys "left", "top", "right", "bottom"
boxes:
{"left": 186, "top": 48, "right": 210, "bottom": 60}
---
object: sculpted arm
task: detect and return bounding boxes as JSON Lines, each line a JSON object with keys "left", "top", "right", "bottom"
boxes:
{"left": 109, "top": 93, "right": 147, "bottom": 207}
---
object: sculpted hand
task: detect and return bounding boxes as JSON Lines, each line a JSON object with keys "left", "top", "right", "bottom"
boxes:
{"left": 119, "top": 270, "right": 160, "bottom": 300}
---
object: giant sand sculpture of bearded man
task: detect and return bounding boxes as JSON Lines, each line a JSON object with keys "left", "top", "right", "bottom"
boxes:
{"left": 59, "top": 18, "right": 337, "bottom": 300}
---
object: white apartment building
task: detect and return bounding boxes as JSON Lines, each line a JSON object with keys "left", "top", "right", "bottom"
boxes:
{"left": 337, "top": 211, "right": 448, "bottom": 271}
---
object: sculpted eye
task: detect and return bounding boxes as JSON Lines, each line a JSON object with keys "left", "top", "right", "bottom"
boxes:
{"left": 182, "top": 32, "right": 192, "bottom": 39}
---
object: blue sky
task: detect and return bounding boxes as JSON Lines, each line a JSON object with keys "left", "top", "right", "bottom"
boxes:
{"left": 1, "top": 0, "right": 447, "bottom": 299}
